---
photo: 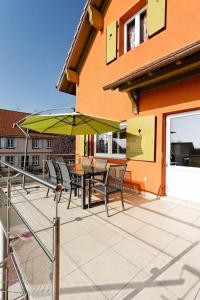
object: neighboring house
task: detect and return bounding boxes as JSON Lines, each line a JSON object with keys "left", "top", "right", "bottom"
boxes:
{"left": 57, "top": 0, "right": 200, "bottom": 203}
{"left": 0, "top": 109, "right": 55, "bottom": 173}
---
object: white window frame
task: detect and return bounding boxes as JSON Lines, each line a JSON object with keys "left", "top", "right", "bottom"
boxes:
{"left": 5, "top": 156, "right": 15, "bottom": 165}
{"left": 32, "top": 138, "right": 39, "bottom": 149}
{"left": 94, "top": 130, "right": 126, "bottom": 159}
{"left": 32, "top": 155, "right": 39, "bottom": 166}
{"left": 47, "top": 139, "right": 53, "bottom": 149}
{"left": 6, "top": 137, "right": 15, "bottom": 149}
{"left": 124, "top": 6, "right": 147, "bottom": 53}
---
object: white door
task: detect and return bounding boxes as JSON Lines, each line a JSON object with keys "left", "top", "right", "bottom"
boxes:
{"left": 166, "top": 111, "right": 200, "bottom": 203}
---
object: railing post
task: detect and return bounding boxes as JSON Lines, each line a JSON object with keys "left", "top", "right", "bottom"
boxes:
{"left": 42, "top": 160, "right": 45, "bottom": 179}
{"left": 53, "top": 216, "right": 60, "bottom": 300}
{"left": 7, "top": 179, "right": 11, "bottom": 255}
{"left": 0, "top": 226, "right": 7, "bottom": 300}
{"left": 2, "top": 178, "right": 11, "bottom": 300}
{"left": 52, "top": 186, "right": 62, "bottom": 300}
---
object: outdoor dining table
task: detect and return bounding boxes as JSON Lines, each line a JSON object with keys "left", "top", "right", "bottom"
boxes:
{"left": 68, "top": 164, "right": 107, "bottom": 209}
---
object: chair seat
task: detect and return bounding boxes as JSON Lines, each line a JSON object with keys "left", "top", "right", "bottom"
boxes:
{"left": 93, "top": 184, "right": 121, "bottom": 195}
{"left": 72, "top": 180, "right": 81, "bottom": 189}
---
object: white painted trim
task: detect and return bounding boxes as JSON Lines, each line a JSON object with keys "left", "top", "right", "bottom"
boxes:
{"left": 124, "top": 6, "right": 147, "bottom": 53}
{"left": 166, "top": 109, "right": 200, "bottom": 200}
{"left": 94, "top": 133, "right": 126, "bottom": 159}
{"left": 167, "top": 109, "right": 200, "bottom": 120}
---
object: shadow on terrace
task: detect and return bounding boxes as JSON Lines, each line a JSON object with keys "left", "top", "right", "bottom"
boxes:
{"left": 1, "top": 164, "right": 200, "bottom": 300}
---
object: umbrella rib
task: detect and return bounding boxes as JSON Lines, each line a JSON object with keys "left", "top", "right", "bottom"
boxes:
{"left": 78, "top": 115, "right": 119, "bottom": 132}
{"left": 39, "top": 116, "right": 67, "bottom": 133}
{"left": 78, "top": 115, "right": 102, "bottom": 134}
{"left": 22, "top": 115, "right": 75, "bottom": 127}
{"left": 75, "top": 116, "right": 92, "bottom": 126}
{"left": 40, "top": 115, "right": 77, "bottom": 133}
{"left": 21, "top": 115, "right": 62, "bottom": 126}
{"left": 76, "top": 115, "right": 119, "bottom": 131}
{"left": 91, "top": 119, "right": 119, "bottom": 131}
{"left": 54, "top": 115, "right": 76, "bottom": 126}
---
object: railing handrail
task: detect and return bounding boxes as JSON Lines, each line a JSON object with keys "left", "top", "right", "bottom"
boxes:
{"left": 48, "top": 153, "right": 77, "bottom": 157}
{"left": 0, "top": 160, "right": 62, "bottom": 192}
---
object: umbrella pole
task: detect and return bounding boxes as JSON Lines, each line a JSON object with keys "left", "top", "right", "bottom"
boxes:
{"left": 22, "top": 129, "right": 29, "bottom": 190}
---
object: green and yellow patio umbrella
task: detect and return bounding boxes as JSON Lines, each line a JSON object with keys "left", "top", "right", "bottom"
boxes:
{"left": 16, "top": 111, "right": 120, "bottom": 188}
{"left": 19, "top": 112, "right": 120, "bottom": 135}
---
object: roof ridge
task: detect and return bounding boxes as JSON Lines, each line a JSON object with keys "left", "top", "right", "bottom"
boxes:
{"left": 0, "top": 108, "right": 29, "bottom": 114}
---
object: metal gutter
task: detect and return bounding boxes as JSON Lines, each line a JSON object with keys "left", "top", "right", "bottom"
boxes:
{"left": 103, "top": 40, "right": 200, "bottom": 91}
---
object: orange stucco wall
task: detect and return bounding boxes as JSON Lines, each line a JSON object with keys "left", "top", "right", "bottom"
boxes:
{"left": 76, "top": 0, "right": 200, "bottom": 195}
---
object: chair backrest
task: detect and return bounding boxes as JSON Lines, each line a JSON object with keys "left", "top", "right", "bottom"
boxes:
{"left": 105, "top": 164, "right": 127, "bottom": 190}
{"left": 82, "top": 157, "right": 93, "bottom": 167}
{"left": 94, "top": 159, "right": 107, "bottom": 169}
{"left": 46, "top": 160, "right": 58, "bottom": 185}
{"left": 56, "top": 162, "right": 71, "bottom": 189}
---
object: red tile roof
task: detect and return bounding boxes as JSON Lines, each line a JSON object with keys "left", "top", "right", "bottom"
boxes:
{"left": 0, "top": 109, "right": 56, "bottom": 138}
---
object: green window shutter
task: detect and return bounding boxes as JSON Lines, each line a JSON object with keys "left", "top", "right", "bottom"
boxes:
{"left": 106, "top": 21, "right": 117, "bottom": 64}
{"left": 147, "top": 0, "right": 166, "bottom": 37}
{"left": 126, "top": 115, "right": 156, "bottom": 162}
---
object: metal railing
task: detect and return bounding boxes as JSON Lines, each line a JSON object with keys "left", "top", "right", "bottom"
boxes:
{"left": 48, "top": 153, "right": 78, "bottom": 164}
{"left": 0, "top": 160, "right": 62, "bottom": 300}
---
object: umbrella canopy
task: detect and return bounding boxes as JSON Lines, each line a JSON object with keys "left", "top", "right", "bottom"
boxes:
{"left": 19, "top": 112, "right": 120, "bottom": 135}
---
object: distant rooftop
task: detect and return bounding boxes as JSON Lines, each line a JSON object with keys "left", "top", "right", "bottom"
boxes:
{"left": 0, "top": 109, "right": 56, "bottom": 138}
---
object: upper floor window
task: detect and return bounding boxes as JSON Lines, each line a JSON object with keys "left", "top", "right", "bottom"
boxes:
{"left": 32, "top": 155, "right": 39, "bottom": 166}
{"left": 6, "top": 137, "right": 15, "bottom": 149}
{"left": 124, "top": 7, "right": 147, "bottom": 53}
{"left": 5, "top": 156, "right": 15, "bottom": 165}
{"left": 47, "top": 139, "right": 53, "bottom": 149}
{"left": 32, "top": 138, "right": 39, "bottom": 149}
{"left": 95, "top": 129, "right": 126, "bottom": 158}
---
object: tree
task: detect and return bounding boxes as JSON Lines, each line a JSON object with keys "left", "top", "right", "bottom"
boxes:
{"left": 52, "top": 135, "right": 75, "bottom": 154}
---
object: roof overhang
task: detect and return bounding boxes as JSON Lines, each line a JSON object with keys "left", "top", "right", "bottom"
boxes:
{"left": 103, "top": 40, "right": 200, "bottom": 93}
{"left": 56, "top": 0, "right": 108, "bottom": 95}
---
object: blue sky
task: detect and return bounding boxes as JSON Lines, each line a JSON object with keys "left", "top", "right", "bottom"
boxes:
{"left": 0, "top": 0, "right": 86, "bottom": 113}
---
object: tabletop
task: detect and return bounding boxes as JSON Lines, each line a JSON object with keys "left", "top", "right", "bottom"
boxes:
{"left": 68, "top": 164, "right": 107, "bottom": 176}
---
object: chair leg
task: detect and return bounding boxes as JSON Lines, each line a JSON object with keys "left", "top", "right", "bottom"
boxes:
{"left": 53, "top": 192, "right": 57, "bottom": 202}
{"left": 88, "top": 181, "right": 91, "bottom": 208}
{"left": 67, "top": 188, "right": 72, "bottom": 209}
{"left": 46, "top": 188, "right": 49, "bottom": 198}
{"left": 58, "top": 190, "right": 63, "bottom": 203}
{"left": 121, "top": 191, "right": 125, "bottom": 210}
{"left": 105, "top": 194, "right": 109, "bottom": 217}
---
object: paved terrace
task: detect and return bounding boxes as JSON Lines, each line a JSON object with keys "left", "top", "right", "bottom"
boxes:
{"left": 7, "top": 184, "right": 200, "bottom": 300}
